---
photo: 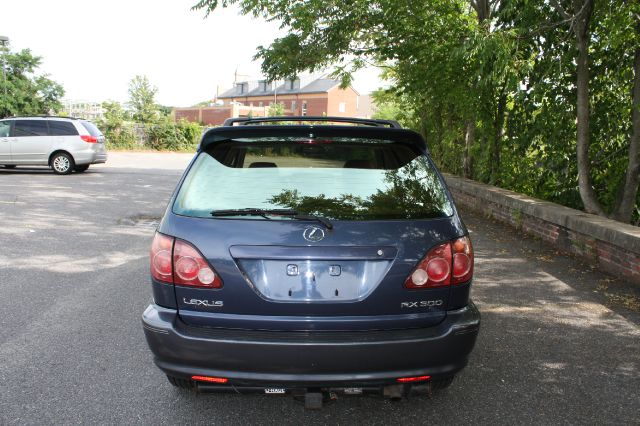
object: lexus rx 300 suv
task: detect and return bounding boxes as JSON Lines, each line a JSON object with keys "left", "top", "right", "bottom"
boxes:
{"left": 0, "top": 116, "right": 107, "bottom": 174}
{"left": 142, "top": 117, "right": 480, "bottom": 407}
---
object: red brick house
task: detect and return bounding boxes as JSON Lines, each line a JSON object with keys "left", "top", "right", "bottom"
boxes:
{"left": 174, "top": 77, "right": 361, "bottom": 126}
{"left": 219, "top": 77, "right": 360, "bottom": 117}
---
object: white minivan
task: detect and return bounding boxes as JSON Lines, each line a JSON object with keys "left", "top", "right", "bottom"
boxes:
{"left": 0, "top": 116, "right": 108, "bottom": 174}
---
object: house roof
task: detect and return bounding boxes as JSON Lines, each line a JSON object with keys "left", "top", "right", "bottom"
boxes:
{"left": 218, "top": 78, "right": 352, "bottom": 99}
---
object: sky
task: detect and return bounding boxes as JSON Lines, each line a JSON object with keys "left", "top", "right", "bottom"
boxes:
{"left": 0, "top": 0, "right": 385, "bottom": 107}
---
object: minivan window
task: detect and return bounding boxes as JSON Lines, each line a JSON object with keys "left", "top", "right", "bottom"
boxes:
{"left": 0, "top": 121, "right": 10, "bottom": 137}
{"left": 48, "top": 120, "right": 78, "bottom": 136}
{"left": 174, "top": 137, "right": 453, "bottom": 221}
{"left": 80, "top": 121, "right": 102, "bottom": 137}
{"left": 14, "top": 120, "right": 48, "bottom": 137}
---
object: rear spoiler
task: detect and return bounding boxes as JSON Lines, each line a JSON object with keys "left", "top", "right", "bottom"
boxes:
{"left": 223, "top": 116, "right": 401, "bottom": 129}
{"left": 200, "top": 121, "right": 426, "bottom": 152}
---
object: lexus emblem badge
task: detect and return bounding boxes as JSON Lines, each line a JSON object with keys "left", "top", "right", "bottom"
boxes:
{"left": 303, "top": 226, "right": 325, "bottom": 242}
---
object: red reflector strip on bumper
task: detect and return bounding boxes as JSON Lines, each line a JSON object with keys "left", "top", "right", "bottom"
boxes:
{"left": 191, "top": 375, "right": 228, "bottom": 383}
{"left": 396, "top": 375, "right": 431, "bottom": 383}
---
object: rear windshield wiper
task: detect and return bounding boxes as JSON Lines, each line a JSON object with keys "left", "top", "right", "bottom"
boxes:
{"left": 210, "top": 208, "right": 295, "bottom": 220}
{"left": 210, "top": 208, "right": 333, "bottom": 229}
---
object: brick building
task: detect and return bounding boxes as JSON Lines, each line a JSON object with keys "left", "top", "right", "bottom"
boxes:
{"left": 219, "top": 77, "right": 359, "bottom": 117}
{"left": 174, "top": 77, "right": 361, "bottom": 126}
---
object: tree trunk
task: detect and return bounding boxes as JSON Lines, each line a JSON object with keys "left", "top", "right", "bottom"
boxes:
{"left": 471, "top": 0, "right": 491, "bottom": 23}
{"left": 463, "top": 119, "right": 475, "bottom": 178}
{"left": 611, "top": 29, "right": 640, "bottom": 222}
{"left": 490, "top": 92, "right": 506, "bottom": 185}
{"left": 573, "top": 0, "right": 606, "bottom": 216}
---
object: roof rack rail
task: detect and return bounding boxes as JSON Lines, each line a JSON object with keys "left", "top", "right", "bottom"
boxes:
{"left": 222, "top": 116, "right": 402, "bottom": 129}
{"left": 4, "top": 115, "right": 80, "bottom": 120}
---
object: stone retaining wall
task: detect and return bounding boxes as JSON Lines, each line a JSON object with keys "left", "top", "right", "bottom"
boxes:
{"left": 444, "top": 174, "right": 640, "bottom": 285}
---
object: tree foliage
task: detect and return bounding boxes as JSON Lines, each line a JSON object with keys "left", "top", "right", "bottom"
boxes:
{"left": 194, "top": 0, "right": 640, "bottom": 224}
{"left": 146, "top": 118, "right": 203, "bottom": 151}
{"left": 267, "top": 102, "right": 285, "bottom": 116}
{"left": 97, "top": 101, "right": 136, "bottom": 149}
{"left": 128, "top": 75, "right": 159, "bottom": 123}
{"left": 0, "top": 48, "right": 64, "bottom": 118}
{"left": 97, "top": 100, "right": 202, "bottom": 151}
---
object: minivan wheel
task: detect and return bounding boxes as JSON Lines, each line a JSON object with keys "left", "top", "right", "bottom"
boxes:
{"left": 4, "top": 165, "right": 16, "bottom": 169}
{"left": 166, "top": 375, "right": 195, "bottom": 390}
{"left": 51, "top": 153, "right": 74, "bottom": 175}
{"left": 74, "top": 165, "right": 89, "bottom": 173}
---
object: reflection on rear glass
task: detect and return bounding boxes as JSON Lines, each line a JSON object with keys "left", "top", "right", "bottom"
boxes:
{"left": 174, "top": 138, "right": 453, "bottom": 220}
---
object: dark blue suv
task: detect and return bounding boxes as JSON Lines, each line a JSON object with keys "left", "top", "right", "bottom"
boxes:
{"left": 142, "top": 117, "right": 480, "bottom": 406}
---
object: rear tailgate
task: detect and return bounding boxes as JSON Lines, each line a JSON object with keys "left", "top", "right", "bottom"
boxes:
{"left": 166, "top": 216, "right": 462, "bottom": 331}
{"left": 160, "top": 125, "right": 465, "bottom": 331}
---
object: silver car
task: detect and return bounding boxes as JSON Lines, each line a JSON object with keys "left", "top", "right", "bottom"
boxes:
{"left": 0, "top": 116, "right": 108, "bottom": 174}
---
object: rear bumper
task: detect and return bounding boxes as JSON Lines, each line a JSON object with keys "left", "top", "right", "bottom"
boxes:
{"left": 91, "top": 152, "right": 107, "bottom": 164}
{"left": 142, "top": 302, "right": 480, "bottom": 387}
{"left": 73, "top": 149, "right": 107, "bottom": 165}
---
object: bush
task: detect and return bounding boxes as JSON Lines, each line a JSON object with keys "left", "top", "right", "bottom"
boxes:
{"left": 103, "top": 124, "right": 138, "bottom": 150}
{"left": 145, "top": 119, "right": 202, "bottom": 151}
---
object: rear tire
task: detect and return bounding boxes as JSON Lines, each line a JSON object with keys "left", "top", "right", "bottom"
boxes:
{"left": 74, "top": 165, "right": 89, "bottom": 173}
{"left": 4, "top": 165, "right": 16, "bottom": 169}
{"left": 166, "top": 375, "right": 195, "bottom": 390}
{"left": 51, "top": 152, "right": 74, "bottom": 175}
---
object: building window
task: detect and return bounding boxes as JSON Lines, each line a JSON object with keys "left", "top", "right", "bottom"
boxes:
{"left": 301, "top": 101, "right": 308, "bottom": 116}
{"left": 250, "top": 102, "right": 254, "bottom": 107}
{"left": 259, "top": 102, "right": 263, "bottom": 107}
{"left": 291, "top": 100, "right": 297, "bottom": 111}
{"left": 338, "top": 102, "right": 346, "bottom": 113}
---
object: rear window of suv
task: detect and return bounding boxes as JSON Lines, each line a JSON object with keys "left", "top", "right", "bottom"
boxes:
{"left": 173, "top": 137, "right": 453, "bottom": 221}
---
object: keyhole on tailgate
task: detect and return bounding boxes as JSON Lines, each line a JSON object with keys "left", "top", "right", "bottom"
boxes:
{"left": 335, "top": 289, "right": 339, "bottom": 297}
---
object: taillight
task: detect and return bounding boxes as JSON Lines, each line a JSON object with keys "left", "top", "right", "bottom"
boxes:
{"left": 397, "top": 375, "right": 431, "bottom": 383}
{"left": 150, "top": 232, "right": 173, "bottom": 283}
{"left": 173, "top": 239, "right": 222, "bottom": 288}
{"left": 404, "top": 236, "right": 473, "bottom": 289}
{"left": 149, "top": 232, "right": 223, "bottom": 288}
{"left": 405, "top": 242, "right": 452, "bottom": 288}
{"left": 80, "top": 135, "right": 97, "bottom": 143}
{"left": 451, "top": 236, "right": 473, "bottom": 284}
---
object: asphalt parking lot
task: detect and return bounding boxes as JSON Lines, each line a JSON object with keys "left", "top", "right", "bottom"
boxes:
{"left": 1, "top": 153, "right": 639, "bottom": 425}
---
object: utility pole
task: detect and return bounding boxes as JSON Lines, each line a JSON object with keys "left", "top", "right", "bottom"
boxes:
{"left": 274, "top": 81, "right": 277, "bottom": 107}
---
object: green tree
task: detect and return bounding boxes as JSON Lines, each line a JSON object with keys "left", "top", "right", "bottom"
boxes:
{"left": 128, "top": 75, "right": 158, "bottom": 123}
{"left": 96, "top": 100, "right": 136, "bottom": 149}
{"left": 100, "top": 101, "right": 128, "bottom": 131}
{"left": 157, "top": 105, "right": 173, "bottom": 117}
{"left": 267, "top": 102, "right": 285, "bottom": 116}
{"left": 548, "top": 0, "right": 640, "bottom": 221}
{"left": 194, "top": 0, "right": 640, "bottom": 224}
{"left": 0, "top": 48, "right": 64, "bottom": 118}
